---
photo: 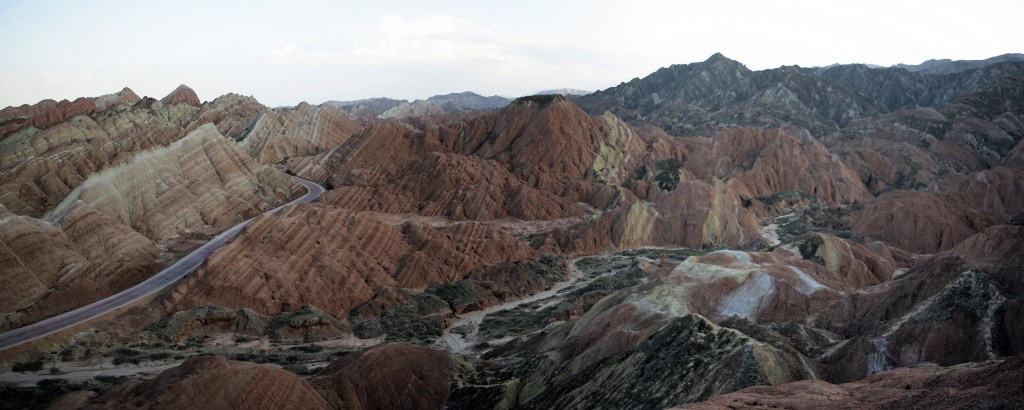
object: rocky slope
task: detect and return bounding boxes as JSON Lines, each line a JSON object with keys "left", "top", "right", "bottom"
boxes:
{"left": 160, "top": 84, "right": 202, "bottom": 106}
{"left": 0, "top": 202, "right": 160, "bottom": 329}
{"left": 678, "top": 356, "right": 1024, "bottom": 410}
{"left": 71, "top": 355, "right": 330, "bottom": 409}
{"left": 379, "top": 92, "right": 510, "bottom": 119}
{"left": 325, "top": 92, "right": 511, "bottom": 121}
{"left": 535, "top": 88, "right": 592, "bottom": 96}
{"left": 0, "top": 85, "right": 356, "bottom": 331}
{"left": 312, "top": 343, "right": 457, "bottom": 410}
{"left": 324, "top": 97, "right": 405, "bottom": 119}
{"left": 48, "top": 123, "right": 296, "bottom": 241}
{"left": 0, "top": 91, "right": 201, "bottom": 216}
{"left": 894, "top": 52, "right": 1024, "bottom": 74}
{"left": 0, "top": 97, "right": 99, "bottom": 138}
{"left": 238, "top": 102, "right": 363, "bottom": 163}
{"left": 2, "top": 53, "right": 1023, "bottom": 409}
{"left": 160, "top": 202, "right": 538, "bottom": 321}
{"left": 576, "top": 53, "right": 1024, "bottom": 136}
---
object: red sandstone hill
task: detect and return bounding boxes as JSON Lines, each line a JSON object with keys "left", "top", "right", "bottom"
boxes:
{"left": 160, "top": 84, "right": 201, "bottom": 106}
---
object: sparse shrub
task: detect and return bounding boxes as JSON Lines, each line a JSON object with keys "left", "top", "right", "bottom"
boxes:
{"left": 112, "top": 348, "right": 141, "bottom": 357}
{"left": 289, "top": 344, "right": 324, "bottom": 353}
{"left": 147, "top": 352, "right": 171, "bottom": 361}
{"left": 12, "top": 360, "right": 44, "bottom": 372}
{"left": 112, "top": 356, "right": 140, "bottom": 366}
{"left": 232, "top": 353, "right": 258, "bottom": 362}
{"left": 95, "top": 375, "right": 126, "bottom": 384}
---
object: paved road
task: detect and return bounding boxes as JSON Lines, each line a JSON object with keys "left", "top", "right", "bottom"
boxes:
{"left": 0, "top": 176, "right": 324, "bottom": 351}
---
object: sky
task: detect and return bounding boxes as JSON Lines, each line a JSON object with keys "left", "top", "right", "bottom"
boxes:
{"left": 1, "top": 0, "right": 1022, "bottom": 108}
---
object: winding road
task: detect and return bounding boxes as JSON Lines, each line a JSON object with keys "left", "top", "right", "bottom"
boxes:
{"left": 0, "top": 176, "right": 324, "bottom": 351}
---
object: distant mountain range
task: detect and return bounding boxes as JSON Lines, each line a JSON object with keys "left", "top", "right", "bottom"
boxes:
{"left": 325, "top": 89, "right": 593, "bottom": 120}
{"left": 574, "top": 52, "right": 1024, "bottom": 136}
{"left": 325, "top": 91, "right": 511, "bottom": 119}
{"left": 893, "top": 53, "right": 1024, "bottom": 74}
{"left": 325, "top": 55, "right": 1024, "bottom": 124}
{"left": 534, "top": 88, "right": 592, "bottom": 96}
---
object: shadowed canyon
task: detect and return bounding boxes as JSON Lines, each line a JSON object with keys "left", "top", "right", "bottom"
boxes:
{"left": 1, "top": 53, "right": 1023, "bottom": 409}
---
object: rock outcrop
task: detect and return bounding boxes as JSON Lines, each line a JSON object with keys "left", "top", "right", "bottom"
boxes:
{"left": 312, "top": 343, "right": 457, "bottom": 410}
{"left": 238, "top": 102, "right": 362, "bottom": 163}
{"left": 325, "top": 151, "right": 587, "bottom": 220}
{"left": 0, "top": 96, "right": 201, "bottom": 216}
{"left": 48, "top": 124, "right": 297, "bottom": 240}
{"left": 324, "top": 97, "right": 405, "bottom": 119}
{"left": 379, "top": 91, "right": 511, "bottom": 119}
{"left": 850, "top": 190, "right": 996, "bottom": 253}
{"left": 577, "top": 53, "right": 1024, "bottom": 137}
{"left": 162, "top": 203, "right": 538, "bottom": 319}
{"left": 894, "top": 53, "right": 1024, "bottom": 74}
{"left": 0, "top": 202, "right": 159, "bottom": 329}
{"left": 160, "top": 84, "right": 201, "bottom": 106}
{"left": 0, "top": 97, "right": 98, "bottom": 138}
{"left": 184, "top": 93, "right": 265, "bottom": 141}
{"left": 456, "top": 311, "right": 808, "bottom": 409}
{"left": 92, "top": 87, "right": 142, "bottom": 110}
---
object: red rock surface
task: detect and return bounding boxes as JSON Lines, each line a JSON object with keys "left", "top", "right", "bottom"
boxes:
{"left": 311, "top": 343, "right": 456, "bottom": 410}
{"left": 92, "top": 87, "right": 142, "bottom": 110}
{"left": 676, "top": 356, "right": 1024, "bottom": 410}
{"left": 684, "top": 128, "right": 872, "bottom": 205}
{"left": 942, "top": 224, "right": 1024, "bottom": 266}
{"left": 160, "top": 84, "right": 201, "bottom": 106}
{"left": 326, "top": 151, "right": 587, "bottom": 220}
{"left": 184, "top": 93, "right": 266, "bottom": 140}
{"left": 0, "top": 202, "right": 159, "bottom": 329}
{"left": 0, "top": 106, "right": 305, "bottom": 327}
{"left": 0, "top": 102, "right": 198, "bottom": 216}
{"left": 291, "top": 99, "right": 881, "bottom": 251}
{"left": 48, "top": 124, "right": 298, "bottom": 241}
{"left": 850, "top": 190, "right": 996, "bottom": 253}
{"left": 163, "top": 203, "right": 537, "bottom": 318}
{"left": 0, "top": 97, "right": 98, "bottom": 137}
{"left": 239, "top": 102, "right": 363, "bottom": 163}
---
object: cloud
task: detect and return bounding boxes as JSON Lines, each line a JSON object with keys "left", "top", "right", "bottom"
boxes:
{"left": 267, "top": 15, "right": 525, "bottom": 66}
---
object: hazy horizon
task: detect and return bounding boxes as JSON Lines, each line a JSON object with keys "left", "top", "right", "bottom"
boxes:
{"left": 2, "top": 0, "right": 1022, "bottom": 108}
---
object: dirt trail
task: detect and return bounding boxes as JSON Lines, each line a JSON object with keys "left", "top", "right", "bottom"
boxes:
{"left": 438, "top": 257, "right": 609, "bottom": 355}
{"left": 0, "top": 361, "right": 181, "bottom": 387}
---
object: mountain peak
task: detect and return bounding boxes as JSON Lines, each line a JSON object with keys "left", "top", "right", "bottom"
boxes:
{"left": 706, "top": 52, "right": 728, "bottom": 61}
{"left": 425, "top": 91, "right": 484, "bottom": 101}
{"left": 512, "top": 94, "right": 567, "bottom": 106}
{"left": 705, "top": 52, "right": 742, "bottom": 64}
{"left": 161, "top": 84, "right": 200, "bottom": 106}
